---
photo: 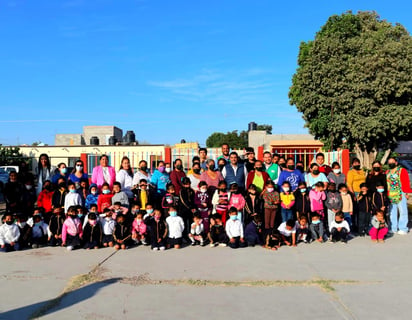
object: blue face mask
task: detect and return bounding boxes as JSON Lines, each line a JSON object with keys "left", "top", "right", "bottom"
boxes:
{"left": 146, "top": 209, "right": 153, "bottom": 214}
{"left": 69, "top": 189, "right": 76, "bottom": 193}
{"left": 61, "top": 168, "right": 67, "bottom": 174}
{"left": 78, "top": 214, "right": 83, "bottom": 218}
{"left": 102, "top": 189, "right": 110, "bottom": 195}
{"left": 169, "top": 211, "right": 177, "bottom": 217}
{"left": 230, "top": 215, "right": 237, "bottom": 221}
{"left": 300, "top": 188, "right": 306, "bottom": 193}
{"left": 377, "top": 188, "right": 384, "bottom": 193}
{"left": 312, "top": 220, "right": 321, "bottom": 225}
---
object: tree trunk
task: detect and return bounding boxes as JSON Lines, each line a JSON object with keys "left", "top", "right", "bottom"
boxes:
{"left": 354, "top": 144, "right": 377, "bottom": 170}
{"left": 380, "top": 149, "right": 391, "bottom": 165}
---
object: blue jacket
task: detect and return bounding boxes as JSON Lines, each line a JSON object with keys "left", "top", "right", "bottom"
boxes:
{"left": 85, "top": 183, "right": 99, "bottom": 209}
{"left": 151, "top": 170, "right": 170, "bottom": 195}
{"left": 244, "top": 221, "right": 262, "bottom": 244}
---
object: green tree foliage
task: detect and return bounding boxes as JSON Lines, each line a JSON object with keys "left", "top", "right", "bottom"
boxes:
{"left": 206, "top": 130, "right": 248, "bottom": 148}
{"left": 256, "top": 124, "right": 272, "bottom": 134}
{"left": 0, "top": 145, "right": 27, "bottom": 166}
{"left": 289, "top": 11, "right": 412, "bottom": 167}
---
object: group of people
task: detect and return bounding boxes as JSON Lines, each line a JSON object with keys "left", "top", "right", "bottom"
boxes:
{"left": 1, "top": 146, "right": 411, "bottom": 252}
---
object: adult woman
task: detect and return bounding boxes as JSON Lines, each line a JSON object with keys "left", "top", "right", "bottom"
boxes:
{"left": 277, "top": 158, "right": 305, "bottom": 192}
{"left": 386, "top": 157, "right": 412, "bottom": 235}
{"left": 36, "top": 153, "right": 56, "bottom": 195}
{"left": 68, "top": 160, "right": 89, "bottom": 189}
{"left": 366, "top": 161, "right": 387, "bottom": 193}
{"left": 151, "top": 161, "right": 170, "bottom": 197}
{"left": 187, "top": 162, "right": 201, "bottom": 191}
{"left": 91, "top": 155, "right": 116, "bottom": 191}
{"left": 116, "top": 156, "right": 134, "bottom": 199}
{"left": 51, "top": 162, "right": 68, "bottom": 185}
{"left": 200, "top": 159, "right": 223, "bottom": 196}
{"left": 327, "top": 162, "right": 346, "bottom": 186}
{"left": 132, "top": 160, "right": 152, "bottom": 186}
{"left": 305, "top": 163, "right": 329, "bottom": 189}
{"left": 246, "top": 160, "right": 270, "bottom": 194}
{"left": 347, "top": 158, "right": 366, "bottom": 196}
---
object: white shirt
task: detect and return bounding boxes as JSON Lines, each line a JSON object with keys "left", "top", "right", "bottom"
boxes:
{"left": 64, "top": 192, "right": 83, "bottom": 213}
{"left": 0, "top": 223, "right": 20, "bottom": 245}
{"left": 277, "top": 222, "right": 296, "bottom": 236}
{"left": 225, "top": 219, "right": 244, "bottom": 238}
{"left": 132, "top": 170, "right": 152, "bottom": 186}
{"left": 221, "top": 164, "right": 248, "bottom": 185}
{"left": 166, "top": 216, "right": 184, "bottom": 239}
{"left": 116, "top": 169, "right": 134, "bottom": 198}
{"left": 188, "top": 173, "right": 200, "bottom": 191}
{"left": 190, "top": 222, "right": 204, "bottom": 235}
{"left": 329, "top": 220, "right": 350, "bottom": 233}
{"left": 100, "top": 217, "right": 116, "bottom": 235}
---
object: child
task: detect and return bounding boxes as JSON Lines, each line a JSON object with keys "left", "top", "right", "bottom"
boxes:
{"left": 52, "top": 178, "right": 67, "bottom": 211}
{"left": 261, "top": 181, "right": 280, "bottom": 234}
{"left": 85, "top": 184, "right": 99, "bottom": 210}
{"left": 166, "top": 206, "right": 185, "bottom": 249}
{"left": 132, "top": 212, "right": 147, "bottom": 245}
{"left": 76, "top": 206, "right": 86, "bottom": 225}
{"left": 31, "top": 213, "right": 48, "bottom": 248}
{"left": 189, "top": 213, "right": 205, "bottom": 246}
{"left": 369, "top": 210, "right": 388, "bottom": 243}
{"left": 179, "top": 177, "right": 196, "bottom": 242}
{"left": 132, "top": 179, "right": 154, "bottom": 211}
{"left": 110, "top": 202, "right": 129, "bottom": 217}
{"left": 62, "top": 206, "right": 83, "bottom": 251}
{"left": 113, "top": 214, "right": 132, "bottom": 250}
{"left": 82, "top": 213, "right": 103, "bottom": 249}
{"left": 17, "top": 214, "right": 32, "bottom": 249}
{"left": 309, "top": 181, "right": 326, "bottom": 220}
{"left": 37, "top": 180, "right": 54, "bottom": 221}
{"left": 244, "top": 184, "right": 264, "bottom": 225}
{"left": 97, "top": 183, "right": 113, "bottom": 213}
{"left": 208, "top": 214, "right": 227, "bottom": 247}
{"left": 48, "top": 207, "right": 65, "bottom": 246}
{"left": 143, "top": 204, "right": 155, "bottom": 221}
{"left": 64, "top": 182, "right": 83, "bottom": 213}
{"left": 112, "top": 182, "right": 129, "bottom": 207}
{"left": 225, "top": 207, "right": 247, "bottom": 249}
{"left": 195, "top": 181, "right": 212, "bottom": 233}
{"left": 148, "top": 209, "right": 168, "bottom": 251}
{"left": 325, "top": 182, "right": 342, "bottom": 232}
{"left": 0, "top": 213, "right": 20, "bottom": 252}
{"left": 295, "top": 215, "right": 310, "bottom": 243}
{"left": 161, "top": 183, "right": 179, "bottom": 214}
{"left": 357, "top": 183, "right": 372, "bottom": 237}
{"left": 339, "top": 183, "right": 353, "bottom": 227}
{"left": 212, "top": 180, "right": 230, "bottom": 225}
{"left": 265, "top": 229, "right": 281, "bottom": 251}
{"left": 371, "top": 182, "right": 389, "bottom": 215}
{"left": 228, "top": 183, "right": 246, "bottom": 223}
{"left": 329, "top": 211, "right": 350, "bottom": 243}
{"left": 100, "top": 208, "right": 115, "bottom": 247}
{"left": 244, "top": 215, "right": 263, "bottom": 247}
{"left": 293, "top": 182, "right": 311, "bottom": 221}
{"left": 277, "top": 219, "right": 297, "bottom": 246}
{"left": 280, "top": 181, "right": 295, "bottom": 222}
{"left": 309, "top": 213, "right": 324, "bottom": 243}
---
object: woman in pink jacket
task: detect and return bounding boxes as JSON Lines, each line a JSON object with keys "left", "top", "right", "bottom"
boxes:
{"left": 91, "top": 155, "right": 116, "bottom": 191}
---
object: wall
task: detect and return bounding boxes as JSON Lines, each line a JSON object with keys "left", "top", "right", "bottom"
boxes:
{"left": 83, "top": 126, "right": 123, "bottom": 146}
{"left": 55, "top": 134, "right": 84, "bottom": 146}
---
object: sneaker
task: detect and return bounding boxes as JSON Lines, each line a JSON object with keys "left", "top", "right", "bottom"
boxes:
{"left": 219, "top": 243, "right": 227, "bottom": 247}
{"left": 191, "top": 241, "right": 196, "bottom": 246}
{"left": 159, "top": 246, "right": 166, "bottom": 251}
{"left": 141, "top": 240, "right": 148, "bottom": 245}
{"left": 152, "top": 247, "right": 159, "bottom": 251}
{"left": 32, "top": 244, "right": 39, "bottom": 249}
{"left": 397, "top": 230, "right": 408, "bottom": 235}
{"left": 200, "top": 241, "right": 205, "bottom": 247}
{"left": 210, "top": 243, "right": 217, "bottom": 247}
{"left": 67, "top": 246, "right": 73, "bottom": 251}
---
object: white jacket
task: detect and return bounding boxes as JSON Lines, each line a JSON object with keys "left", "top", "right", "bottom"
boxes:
{"left": 225, "top": 219, "right": 244, "bottom": 238}
{"left": 190, "top": 222, "right": 204, "bottom": 235}
{"left": 64, "top": 192, "right": 83, "bottom": 213}
{"left": 166, "top": 216, "right": 184, "bottom": 239}
{"left": 0, "top": 223, "right": 20, "bottom": 245}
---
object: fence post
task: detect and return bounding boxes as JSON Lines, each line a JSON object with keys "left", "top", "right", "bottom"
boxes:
{"left": 341, "top": 149, "right": 350, "bottom": 175}
{"left": 165, "top": 147, "right": 172, "bottom": 164}
{"left": 257, "top": 146, "right": 264, "bottom": 161}
{"left": 80, "top": 153, "right": 88, "bottom": 174}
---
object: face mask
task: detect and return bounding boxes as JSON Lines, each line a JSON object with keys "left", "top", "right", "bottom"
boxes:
{"left": 287, "top": 165, "right": 295, "bottom": 170}
{"left": 333, "top": 169, "right": 341, "bottom": 174}
{"left": 146, "top": 209, "right": 153, "bottom": 214}
{"left": 45, "top": 185, "right": 52, "bottom": 191}
{"left": 76, "top": 165, "right": 83, "bottom": 171}
{"left": 169, "top": 211, "right": 177, "bottom": 217}
{"left": 132, "top": 210, "right": 140, "bottom": 215}
{"left": 335, "top": 220, "right": 342, "bottom": 224}
{"left": 230, "top": 215, "right": 237, "bottom": 221}
{"left": 255, "top": 167, "right": 263, "bottom": 172}
{"left": 373, "top": 167, "right": 380, "bottom": 172}
{"left": 388, "top": 163, "right": 396, "bottom": 169}
{"left": 328, "top": 188, "right": 336, "bottom": 193}
{"left": 19, "top": 222, "right": 27, "bottom": 228}
{"left": 193, "top": 169, "right": 201, "bottom": 174}
{"left": 77, "top": 214, "right": 83, "bottom": 218}
{"left": 102, "top": 189, "right": 110, "bottom": 195}
{"left": 377, "top": 188, "right": 384, "bottom": 193}
{"left": 341, "top": 192, "right": 347, "bottom": 195}
{"left": 208, "top": 165, "right": 215, "bottom": 171}
{"left": 219, "top": 188, "right": 226, "bottom": 192}
{"left": 176, "top": 165, "right": 183, "bottom": 170}
{"left": 200, "top": 187, "right": 207, "bottom": 193}
{"left": 158, "top": 166, "right": 165, "bottom": 173}
{"left": 312, "top": 170, "right": 320, "bottom": 175}
{"left": 89, "top": 220, "right": 97, "bottom": 226}
{"left": 218, "top": 165, "right": 225, "bottom": 171}
{"left": 140, "top": 166, "right": 147, "bottom": 172}
{"left": 136, "top": 218, "right": 142, "bottom": 223}
{"left": 296, "top": 166, "right": 304, "bottom": 172}
{"left": 353, "top": 165, "right": 361, "bottom": 170}
{"left": 249, "top": 191, "right": 256, "bottom": 195}
{"left": 300, "top": 188, "right": 306, "bottom": 193}
{"left": 267, "top": 188, "right": 274, "bottom": 193}
{"left": 25, "top": 185, "right": 32, "bottom": 190}
{"left": 279, "top": 163, "right": 286, "bottom": 168}
{"left": 154, "top": 216, "right": 161, "bottom": 221}
{"left": 59, "top": 183, "right": 66, "bottom": 189}
{"left": 91, "top": 191, "right": 97, "bottom": 195}
{"left": 312, "top": 220, "right": 320, "bottom": 225}
{"left": 61, "top": 168, "right": 67, "bottom": 174}
{"left": 105, "top": 217, "right": 111, "bottom": 221}
{"left": 283, "top": 187, "right": 290, "bottom": 192}
{"left": 165, "top": 168, "right": 171, "bottom": 173}
{"left": 69, "top": 189, "right": 76, "bottom": 193}
{"left": 6, "top": 221, "right": 13, "bottom": 225}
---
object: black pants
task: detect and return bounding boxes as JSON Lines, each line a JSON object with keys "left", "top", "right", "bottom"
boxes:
{"left": 84, "top": 241, "right": 99, "bottom": 249}
{"left": 48, "top": 236, "right": 62, "bottom": 247}
{"left": 228, "top": 236, "right": 247, "bottom": 249}
{"left": 331, "top": 228, "right": 348, "bottom": 242}
{"left": 211, "top": 232, "right": 227, "bottom": 244}
{"left": 358, "top": 211, "right": 370, "bottom": 235}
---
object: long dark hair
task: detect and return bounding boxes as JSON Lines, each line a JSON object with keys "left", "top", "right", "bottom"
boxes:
{"left": 71, "top": 160, "right": 85, "bottom": 174}
{"left": 37, "top": 153, "right": 51, "bottom": 175}
{"left": 119, "top": 156, "right": 133, "bottom": 177}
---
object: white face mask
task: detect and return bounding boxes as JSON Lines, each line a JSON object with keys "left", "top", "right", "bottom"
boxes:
{"left": 267, "top": 188, "right": 274, "bottom": 193}
{"left": 165, "top": 168, "right": 171, "bottom": 173}
{"left": 283, "top": 187, "right": 289, "bottom": 192}
{"left": 25, "top": 185, "right": 33, "bottom": 190}
{"left": 76, "top": 165, "right": 83, "bottom": 171}
{"left": 333, "top": 169, "right": 341, "bottom": 174}
{"left": 200, "top": 187, "right": 208, "bottom": 193}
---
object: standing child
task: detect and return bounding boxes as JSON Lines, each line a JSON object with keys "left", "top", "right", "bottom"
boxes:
{"left": 195, "top": 181, "right": 212, "bottom": 233}
{"left": 295, "top": 215, "right": 310, "bottom": 243}
{"left": 244, "top": 215, "right": 263, "bottom": 247}
{"left": 148, "top": 209, "right": 168, "bottom": 251}
{"left": 243, "top": 184, "right": 263, "bottom": 225}
{"left": 97, "top": 183, "right": 113, "bottom": 213}
{"left": 369, "top": 210, "right": 388, "bottom": 243}
{"left": 113, "top": 214, "right": 132, "bottom": 250}
{"left": 228, "top": 183, "right": 246, "bottom": 223}
{"left": 212, "top": 180, "right": 230, "bottom": 225}
{"left": 339, "top": 184, "right": 354, "bottom": 227}
{"left": 208, "top": 214, "right": 227, "bottom": 247}
{"left": 225, "top": 207, "right": 247, "bottom": 249}
{"left": 100, "top": 208, "right": 115, "bottom": 248}
{"left": 179, "top": 177, "right": 197, "bottom": 242}
{"left": 309, "top": 213, "right": 324, "bottom": 243}
{"left": 82, "top": 213, "right": 102, "bottom": 249}
{"left": 325, "top": 183, "right": 342, "bottom": 233}
{"left": 166, "top": 206, "right": 185, "bottom": 249}
{"left": 357, "top": 183, "right": 372, "bottom": 237}
{"left": 329, "top": 211, "right": 350, "bottom": 243}
{"left": 261, "top": 181, "right": 280, "bottom": 235}
{"left": 62, "top": 206, "right": 83, "bottom": 251}
{"left": 309, "top": 182, "right": 327, "bottom": 220}
{"left": 189, "top": 213, "right": 206, "bottom": 246}
{"left": 132, "top": 212, "right": 147, "bottom": 245}
{"left": 277, "top": 219, "right": 297, "bottom": 247}
{"left": 371, "top": 183, "right": 389, "bottom": 215}
{"left": 280, "top": 181, "right": 295, "bottom": 222}
{"left": 0, "top": 213, "right": 20, "bottom": 252}
{"left": 31, "top": 213, "right": 48, "bottom": 248}
{"left": 64, "top": 182, "right": 83, "bottom": 213}
{"left": 293, "top": 182, "right": 311, "bottom": 221}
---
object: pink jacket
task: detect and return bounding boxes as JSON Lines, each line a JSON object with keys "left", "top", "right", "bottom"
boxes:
{"left": 91, "top": 165, "right": 116, "bottom": 190}
{"left": 132, "top": 220, "right": 147, "bottom": 235}
{"left": 309, "top": 189, "right": 326, "bottom": 212}
{"left": 229, "top": 193, "right": 246, "bottom": 211}
{"left": 62, "top": 217, "right": 83, "bottom": 243}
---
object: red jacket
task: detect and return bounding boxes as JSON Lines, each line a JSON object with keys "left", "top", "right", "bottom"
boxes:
{"left": 37, "top": 189, "right": 54, "bottom": 213}
{"left": 97, "top": 193, "right": 113, "bottom": 213}
{"left": 246, "top": 171, "right": 270, "bottom": 191}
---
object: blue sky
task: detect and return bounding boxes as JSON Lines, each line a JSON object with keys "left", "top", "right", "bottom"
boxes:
{"left": 0, "top": 0, "right": 411, "bottom": 146}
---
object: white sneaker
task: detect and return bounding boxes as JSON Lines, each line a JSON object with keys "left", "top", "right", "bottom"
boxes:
{"left": 66, "top": 246, "right": 73, "bottom": 251}
{"left": 152, "top": 247, "right": 159, "bottom": 251}
{"left": 219, "top": 243, "right": 227, "bottom": 247}
{"left": 397, "top": 230, "right": 408, "bottom": 235}
{"left": 159, "top": 246, "right": 166, "bottom": 251}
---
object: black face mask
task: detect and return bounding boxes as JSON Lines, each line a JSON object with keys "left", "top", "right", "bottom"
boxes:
{"left": 296, "top": 166, "right": 304, "bottom": 172}
{"left": 335, "top": 220, "right": 342, "bottom": 224}
{"left": 255, "top": 167, "right": 263, "bottom": 172}
{"left": 176, "top": 165, "right": 183, "bottom": 171}
{"left": 312, "top": 170, "right": 320, "bottom": 175}
{"left": 279, "top": 163, "right": 286, "bottom": 168}
{"left": 287, "top": 165, "right": 295, "bottom": 170}
{"left": 45, "top": 185, "right": 53, "bottom": 191}
{"left": 140, "top": 166, "right": 147, "bottom": 172}
{"left": 5, "top": 221, "right": 13, "bottom": 225}
{"left": 373, "top": 167, "right": 381, "bottom": 172}
{"left": 208, "top": 165, "right": 215, "bottom": 171}
{"left": 218, "top": 164, "right": 225, "bottom": 171}
{"left": 193, "top": 169, "right": 201, "bottom": 174}
{"left": 58, "top": 183, "right": 66, "bottom": 189}
{"left": 219, "top": 188, "right": 227, "bottom": 192}
{"left": 353, "top": 165, "right": 361, "bottom": 170}
{"left": 388, "top": 163, "right": 396, "bottom": 169}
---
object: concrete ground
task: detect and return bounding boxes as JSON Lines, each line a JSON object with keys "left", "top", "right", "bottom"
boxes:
{"left": 1, "top": 232, "right": 412, "bottom": 320}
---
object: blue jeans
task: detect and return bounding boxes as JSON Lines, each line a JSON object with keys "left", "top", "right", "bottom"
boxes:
{"left": 343, "top": 212, "right": 352, "bottom": 227}
{"left": 389, "top": 193, "right": 409, "bottom": 233}
{"left": 281, "top": 208, "right": 293, "bottom": 222}
{"left": 0, "top": 243, "right": 20, "bottom": 252}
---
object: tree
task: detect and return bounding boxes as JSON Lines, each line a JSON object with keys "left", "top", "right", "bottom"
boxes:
{"left": 289, "top": 11, "right": 412, "bottom": 168}
{"left": 0, "top": 145, "right": 27, "bottom": 166}
{"left": 256, "top": 124, "right": 272, "bottom": 134}
{"left": 206, "top": 130, "right": 248, "bottom": 149}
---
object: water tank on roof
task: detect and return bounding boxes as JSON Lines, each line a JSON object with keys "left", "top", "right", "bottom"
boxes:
{"left": 108, "top": 136, "right": 117, "bottom": 145}
{"left": 248, "top": 122, "right": 257, "bottom": 131}
{"left": 124, "top": 131, "right": 136, "bottom": 144}
{"left": 90, "top": 136, "right": 99, "bottom": 146}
